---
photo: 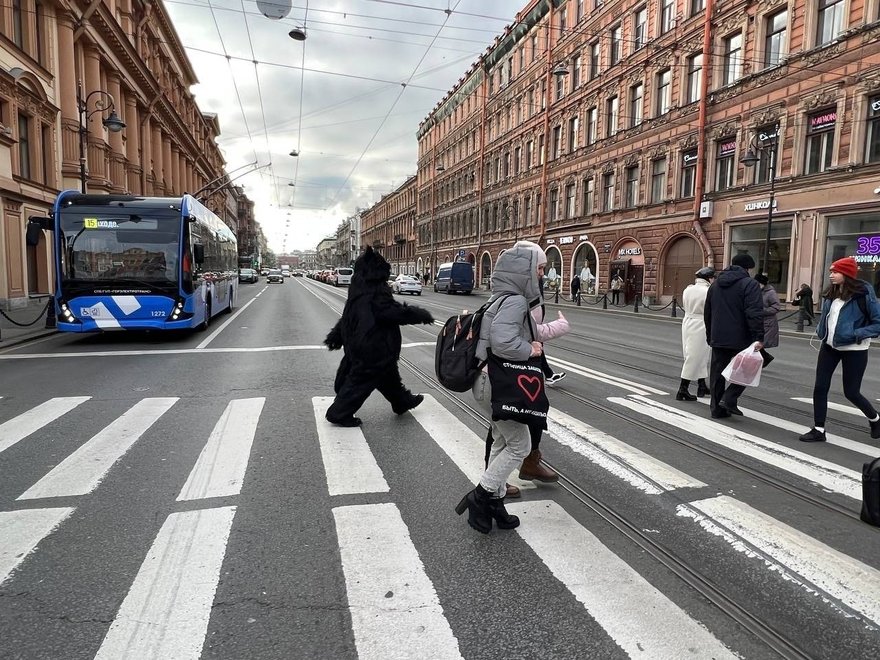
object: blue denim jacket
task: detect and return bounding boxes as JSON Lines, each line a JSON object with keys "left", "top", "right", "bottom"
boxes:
{"left": 816, "top": 281, "right": 880, "bottom": 347}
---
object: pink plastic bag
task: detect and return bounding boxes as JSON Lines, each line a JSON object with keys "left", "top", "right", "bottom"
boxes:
{"left": 721, "top": 343, "right": 763, "bottom": 387}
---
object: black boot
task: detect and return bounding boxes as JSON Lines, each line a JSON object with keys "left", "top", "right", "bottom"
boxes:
{"left": 697, "top": 379, "right": 710, "bottom": 397}
{"left": 489, "top": 497, "right": 520, "bottom": 529}
{"left": 455, "top": 484, "right": 493, "bottom": 534}
{"left": 676, "top": 378, "right": 697, "bottom": 401}
{"left": 870, "top": 417, "right": 880, "bottom": 440}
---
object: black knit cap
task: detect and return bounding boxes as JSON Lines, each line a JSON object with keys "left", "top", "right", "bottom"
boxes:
{"left": 731, "top": 253, "right": 756, "bottom": 269}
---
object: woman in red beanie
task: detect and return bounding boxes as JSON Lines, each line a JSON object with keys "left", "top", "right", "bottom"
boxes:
{"left": 799, "top": 256, "right": 880, "bottom": 442}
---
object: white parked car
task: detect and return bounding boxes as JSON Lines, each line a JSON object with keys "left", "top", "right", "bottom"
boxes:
{"left": 392, "top": 274, "right": 423, "bottom": 295}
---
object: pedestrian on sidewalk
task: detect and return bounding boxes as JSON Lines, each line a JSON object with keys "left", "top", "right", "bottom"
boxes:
{"left": 704, "top": 254, "right": 764, "bottom": 418}
{"left": 793, "top": 283, "right": 815, "bottom": 327}
{"left": 459, "top": 241, "right": 548, "bottom": 533}
{"left": 678, "top": 267, "right": 714, "bottom": 401}
{"left": 570, "top": 274, "right": 581, "bottom": 302}
{"left": 323, "top": 246, "right": 434, "bottom": 427}
{"left": 610, "top": 272, "right": 623, "bottom": 305}
{"left": 755, "top": 273, "right": 780, "bottom": 368}
{"left": 798, "top": 257, "right": 880, "bottom": 443}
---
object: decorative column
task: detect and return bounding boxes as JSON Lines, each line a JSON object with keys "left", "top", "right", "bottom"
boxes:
{"left": 141, "top": 111, "right": 153, "bottom": 194}
{"left": 151, "top": 123, "right": 164, "bottom": 194}
{"left": 83, "top": 45, "right": 108, "bottom": 187}
{"left": 124, "top": 93, "right": 141, "bottom": 193}
{"left": 162, "top": 135, "right": 172, "bottom": 194}
{"left": 56, "top": 13, "right": 79, "bottom": 186}
{"left": 106, "top": 73, "right": 126, "bottom": 193}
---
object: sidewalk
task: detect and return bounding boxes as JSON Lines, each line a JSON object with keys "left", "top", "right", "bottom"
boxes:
{"left": 0, "top": 298, "right": 56, "bottom": 346}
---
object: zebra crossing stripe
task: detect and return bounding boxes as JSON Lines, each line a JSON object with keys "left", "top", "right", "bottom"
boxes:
{"left": 333, "top": 503, "right": 463, "bottom": 660}
{"left": 177, "top": 398, "right": 265, "bottom": 501}
{"left": 0, "top": 508, "right": 75, "bottom": 585}
{"left": 547, "top": 355, "right": 666, "bottom": 395}
{"left": 548, "top": 408, "right": 706, "bottom": 493}
{"left": 0, "top": 397, "right": 91, "bottom": 455}
{"left": 312, "top": 397, "right": 389, "bottom": 496}
{"left": 408, "top": 395, "right": 535, "bottom": 491}
{"left": 611, "top": 395, "right": 861, "bottom": 500}
{"left": 791, "top": 397, "right": 869, "bottom": 418}
{"left": 509, "top": 500, "right": 737, "bottom": 659}
{"left": 93, "top": 506, "right": 236, "bottom": 660}
{"left": 17, "top": 398, "right": 178, "bottom": 500}
{"left": 684, "top": 496, "right": 880, "bottom": 625}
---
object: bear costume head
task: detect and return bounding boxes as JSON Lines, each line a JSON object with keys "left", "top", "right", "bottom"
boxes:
{"left": 351, "top": 245, "right": 391, "bottom": 288}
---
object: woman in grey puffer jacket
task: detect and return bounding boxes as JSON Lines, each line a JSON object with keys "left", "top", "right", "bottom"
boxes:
{"left": 456, "top": 242, "right": 547, "bottom": 534}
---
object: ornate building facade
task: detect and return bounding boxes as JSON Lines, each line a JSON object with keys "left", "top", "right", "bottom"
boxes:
{"left": 416, "top": 0, "right": 880, "bottom": 302}
{"left": 361, "top": 175, "right": 417, "bottom": 276}
{"left": 0, "top": 0, "right": 247, "bottom": 311}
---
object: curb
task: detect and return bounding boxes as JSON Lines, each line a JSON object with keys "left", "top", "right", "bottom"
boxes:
{"left": 0, "top": 329, "right": 57, "bottom": 348}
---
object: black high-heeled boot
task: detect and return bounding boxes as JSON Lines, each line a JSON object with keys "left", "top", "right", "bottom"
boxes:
{"left": 489, "top": 498, "right": 520, "bottom": 529}
{"left": 676, "top": 378, "right": 697, "bottom": 401}
{"left": 455, "top": 484, "right": 493, "bottom": 533}
{"left": 697, "top": 378, "right": 710, "bottom": 397}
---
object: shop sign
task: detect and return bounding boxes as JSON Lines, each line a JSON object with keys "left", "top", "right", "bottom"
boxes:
{"left": 682, "top": 150, "right": 698, "bottom": 166}
{"left": 809, "top": 111, "right": 836, "bottom": 132}
{"left": 744, "top": 199, "right": 778, "bottom": 211}
{"left": 618, "top": 247, "right": 642, "bottom": 256}
{"left": 758, "top": 126, "right": 779, "bottom": 143}
{"left": 856, "top": 235, "right": 880, "bottom": 255}
{"left": 558, "top": 236, "right": 574, "bottom": 245}
{"left": 579, "top": 234, "right": 589, "bottom": 241}
{"left": 603, "top": 243, "right": 612, "bottom": 252}
{"left": 872, "top": 98, "right": 880, "bottom": 114}
{"left": 718, "top": 140, "right": 737, "bottom": 157}
{"left": 546, "top": 238, "right": 555, "bottom": 245}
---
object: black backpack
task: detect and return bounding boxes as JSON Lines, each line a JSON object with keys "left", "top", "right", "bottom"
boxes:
{"left": 861, "top": 457, "right": 880, "bottom": 526}
{"left": 435, "top": 295, "right": 511, "bottom": 392}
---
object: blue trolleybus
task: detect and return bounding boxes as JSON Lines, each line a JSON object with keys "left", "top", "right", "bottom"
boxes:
{"left": 50, "top": 191, "right": 237, "bottom": 332}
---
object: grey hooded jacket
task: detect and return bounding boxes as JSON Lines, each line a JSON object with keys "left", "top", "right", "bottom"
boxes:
{"left": 475, "top": 244, "right": 542, "bottom": 363}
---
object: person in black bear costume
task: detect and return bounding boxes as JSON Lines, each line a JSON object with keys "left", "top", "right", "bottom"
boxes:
{"left": 324, "top": 246, "right": 435, "bottom": 427}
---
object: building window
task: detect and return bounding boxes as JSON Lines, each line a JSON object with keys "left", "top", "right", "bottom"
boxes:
{"left": 606, "top": 96, "right": 619, "bottom": 137}
{"left": 655, "top": 69, "right": 671, "bottom": 115}
{"left": 41, "top": 123, "right": 52, "bottom": 185}
{"left": 723, "top": 32, "right": 742, "bottom": 85}
{"left": 610, "top": 25, "right": 622, "bottom": 65}
{"left": 17, "top": 112, "right": 33, "bottom": 180}
{"left": 816, "top": 0, "right": 844, "bottom": 46}
{"left": 805, "top": 109, "right": 837, "bottom": 173}
{"left": 555, "top": 71, "right": 565, "bottom": 101}
{"left": 582, "top": 177, "right": 595, "bottom": 214}
{"left": 552, "top": 125, "right": 562, "bottom": 159}
{"left": 531, "top": 34, "right": 539, "bottom": 62}
{"left": 559, "top": 6, "right": 568, "bottom": 39}
{"left": 549, "top": 188, "right": 560, "bottom": 222}
{"left": 686, "top": 54, "right": 702, "bottom": 103}
{"left": 504, "top": 152, "right": 511, "bottom": 178}
{"left": 568, "top": 116, "right": 579, "bottom": 151}
{"left": 539, "top": 133, "right": 545, "bottom": 164}
{"left": 586, "top": 106, "right": 597, "bottom": 145}
{"left": 35, "top": 2, "right": 46, "bottom": 65}
{"left": 565, "top": 183, "right": 576, "bottom": 218}
{"left": 12, "top": 0, "right": 25, "bottom": 49}
{"left": 764, "top": 9, "right": 787, "bottom": 68}
{"left": 589, "top": 41, "right": 601, "bottom": 80}
{"left": 629, "top": 83, "right": 643, "bottom": 127}
{"left": 625, "top": 166, "right": 640, "bottom": 207}
{"left": 681, "top": 149, "right": 698, "bottom": 197}
{"left": 715, "top": 138, "right": 737, "bottom": 191}
{"left": 526, "top": 140, "right": 534, "bottom": 169}
{"left": 661, "top": 0, "right": 675, "bottom": 33}
{"left": 867, "top": 96, "right": 880, "bottom": 163}
{"left": 651, "top": 158, "right": 667, "bottom": 203}
{"left": 577, "top": 0, "right": 586, "bottom": 22}
{"left": 514, "top": 146, "right": 522, "bottom": 175}
{"left": 524, "top": 196, "right": 532, "bottom": 226}
{"left": 753, "top": 124, "right": 780, "bottom": 184}
{"left": 691, "top": 0, "right": 705, "bottom": 15}
{"left": 602, "top": 171, "right": 615, "bottom": 211}
{"left": 634, "top": 7, "right": 648, "bottom": 49}
{"left": 572, "top": 54, "right": 581, "bottom": 89}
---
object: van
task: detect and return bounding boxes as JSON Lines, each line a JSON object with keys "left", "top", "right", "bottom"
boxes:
{"left": 433, "top": 261, "right": 474, "bottom": 294}
{"left": 334, "top": 267, "right": 354, "bottom": 286}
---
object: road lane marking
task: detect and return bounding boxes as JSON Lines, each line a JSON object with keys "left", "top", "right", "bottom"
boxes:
{"left": 0, "top": 508, "right": 75, "bottom": 585}
{"left": 547, "top": 355, "right": 665, "bottom": 395}
{"left": 177, "top": 398, "right": 265, "bottom": 501}
{"left": 408, "top": 394, "right": 535, "bottom": 491}
{"left": 611, "top": 395, "right": 860, "bottom": 500}
{"left": 509, "top": 500, "right": 737, "bottom": 659}
{"left": 697, "top": 398, "right": 874, "bottom": 456}
{"left": 93, "top": 506, "right": 236, "bottom": 660}
{"left": 17, "top": 398, "right": 178, "bottom": 500}
{"left": 0, "top": 397, "right": 91, "bottom": 455}
{"left": 196, "top": 288, "right": 267, "bottom": 349}
{"left": 333, "top": 503, "right": 462, "bottom": 660}
{"left": 548, "top": 408, "right": 706, "bottom": 493}
{"left": 312, "top": 397, "right": 389, "bottom": 496}
{"left": 792, "top": 397, "right": 871, "bottom": 418}
{"left": 683, "top": 496, "right": 880, "bottom": 625}
{"left": 0, "top": 346, "right": 329, "bottom": 359}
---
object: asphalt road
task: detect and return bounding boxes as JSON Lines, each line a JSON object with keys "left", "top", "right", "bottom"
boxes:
{"left": 1, "top": 276, "right": 879, "bottom": 659}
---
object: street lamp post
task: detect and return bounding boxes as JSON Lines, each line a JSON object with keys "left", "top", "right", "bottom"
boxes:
{"left": 740, "top": 124, "right": 779, "bottom": 277}
{"left": 77, "top": 80, "right": 126, "bottom": 193}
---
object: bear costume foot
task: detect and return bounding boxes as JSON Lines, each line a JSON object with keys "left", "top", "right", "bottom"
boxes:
{"left": 393, "top": 394, "right": 424, "bottom": 415}
{"left": 327, "top": 416, "right": 362, "bottom": 427}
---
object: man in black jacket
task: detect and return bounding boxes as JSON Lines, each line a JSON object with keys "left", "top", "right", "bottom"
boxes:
{"left": 704, "top": 253, "right": 765, "bottom": 418}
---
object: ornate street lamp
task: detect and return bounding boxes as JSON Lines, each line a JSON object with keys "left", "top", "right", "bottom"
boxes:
{"left": 77, "top": 81, "right": 125, "bottom": 192}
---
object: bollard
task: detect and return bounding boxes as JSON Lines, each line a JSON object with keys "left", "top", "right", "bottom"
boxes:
{"left": 45, "top": 298, "right": 56, "bottom": 329}
{"left": 796, "top": 313, "right": 804, "bottom": 333}
{"left": 602, "top": 293, "right": 608, "bottom": 310}
{"left": 576, "top": 291, "right": 581, "bottom": 306}
{"left": 633, "top": 296, "right": 639, "bottom": 313}
{"left": 671, "top": 297, "right": 677, "bottom": 318}
{"left": 554, "top": 287, "right": 560, "bottom": 304}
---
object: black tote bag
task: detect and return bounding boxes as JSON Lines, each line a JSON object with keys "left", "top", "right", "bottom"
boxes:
{"left": 487, "top": 314, "right": 549, "bottom": 429}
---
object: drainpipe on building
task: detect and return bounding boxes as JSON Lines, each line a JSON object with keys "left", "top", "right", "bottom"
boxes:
{"left": 692, "top": 0, "right": 716, "bottom": 269}
{"left": 537, "top": 9, "right": 556, "bottom": 250}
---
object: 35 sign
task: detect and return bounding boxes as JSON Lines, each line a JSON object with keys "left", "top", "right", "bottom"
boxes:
{"left": 856, "top": 235, "right": 880, "bottom": 255}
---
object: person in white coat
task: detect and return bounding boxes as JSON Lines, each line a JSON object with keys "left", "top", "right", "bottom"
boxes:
{"left": 678, "top": 267, "right": 715, "bottom": 400}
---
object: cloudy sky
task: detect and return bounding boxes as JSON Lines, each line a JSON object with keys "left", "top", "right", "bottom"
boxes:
{"left": 163, "top": 0, "right": 527, "bottom": 253}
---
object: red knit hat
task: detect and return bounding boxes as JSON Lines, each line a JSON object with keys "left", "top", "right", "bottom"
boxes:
{"left": 830, "top": 256, "right": 858, "bottom": 280}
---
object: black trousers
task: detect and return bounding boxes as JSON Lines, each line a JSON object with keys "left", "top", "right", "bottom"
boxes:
{"left": 812, "top": 343, "right": 877, "bottom": 427}
{"left": 611, "top": 290, "right": 621, "bottom": 305}
{"left": 326, "top": 355, "right": 414, "bottom": 422}
{"left": 709, "top": 347, "right": 747, "bottom": 414}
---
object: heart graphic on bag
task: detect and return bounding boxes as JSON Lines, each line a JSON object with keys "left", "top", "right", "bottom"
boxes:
{"left": 517, "top": 374, "right": 543, "bottom": 402}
